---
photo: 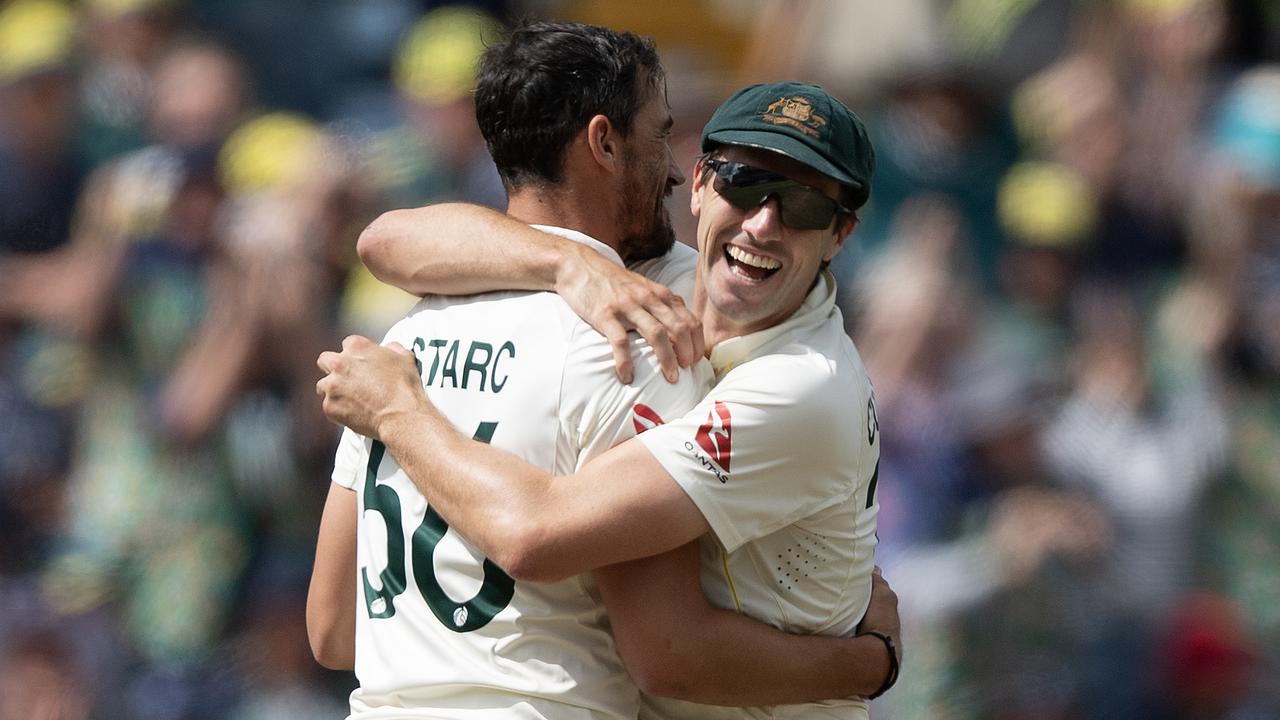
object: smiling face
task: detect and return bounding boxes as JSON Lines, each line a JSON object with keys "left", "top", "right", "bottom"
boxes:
{"left": 615, "top": 78, "right": 684, "bottom": 263}
{"left": 691, "top": 145, "right": 854, "bottom": 345}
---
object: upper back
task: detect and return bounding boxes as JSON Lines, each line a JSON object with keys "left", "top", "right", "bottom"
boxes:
{"left": 334, "top": 283, "right": 711, "bottom": 719}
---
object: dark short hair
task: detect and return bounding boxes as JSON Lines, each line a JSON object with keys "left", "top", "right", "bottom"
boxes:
{"left": 474, "top": 21, "right": 663, "bottom": 191}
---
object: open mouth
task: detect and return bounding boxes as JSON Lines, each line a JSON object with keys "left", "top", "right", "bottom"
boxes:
{"left": 724, "top": 244, "right": 781, "bottom": 281}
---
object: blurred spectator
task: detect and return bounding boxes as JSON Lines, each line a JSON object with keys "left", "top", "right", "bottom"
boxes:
{"left": 836, "top": 67, "right": 1018, "bottom": 295}
{"left": 338, "top": 5, "right": 507, "bottom": 338}
{"left": 1043, "top": 281, "right": 1230, "bottom": 617}
{"left": 76, "top": 0, "right": 186, "bottom": 165}
{"left": 224, "top": 552, "right": 350, "bottom": 720}
{"left": 378, "top": 5, "right": 506, "bottom": 210}
{"left": 0, "top": 0, "right": 82, "bottom": 254}
{"left": 0, "top": 631, "right": 90, "bottom": 720}
{"left": 1148, "top": 592, "right": 1260, "bottom": 719}
{"left": 852, "top": 195, "right": 977, "bottom": 558}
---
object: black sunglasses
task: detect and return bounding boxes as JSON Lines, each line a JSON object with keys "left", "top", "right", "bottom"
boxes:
{"left": 704, "top": 157, "right": 852, "bottom": 231}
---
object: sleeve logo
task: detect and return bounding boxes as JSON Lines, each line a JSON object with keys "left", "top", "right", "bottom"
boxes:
{"left": 693, "top": 401, "right": 733, "bottom": 474}
{"left": 632, "top": 403, "right": 666, "bottom": 434}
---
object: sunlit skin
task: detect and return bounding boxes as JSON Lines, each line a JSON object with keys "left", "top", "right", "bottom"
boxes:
{"left": 691, "top": 145, "right": 856, "bottom": 348}
{"left": 615, "top": 78, "right": 684, "bottom": 263}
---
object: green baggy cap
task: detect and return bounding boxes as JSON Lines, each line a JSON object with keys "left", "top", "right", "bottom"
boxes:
{"left": 701, "top": 81, "right": 875, "bottom": 209}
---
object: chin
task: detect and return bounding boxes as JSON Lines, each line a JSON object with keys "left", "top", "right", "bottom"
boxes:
{"left": 624, "top": 221, "right": 676, "bottom": 263}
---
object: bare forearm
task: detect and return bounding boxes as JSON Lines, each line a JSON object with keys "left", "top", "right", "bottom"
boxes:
{"left": 660, "top": 613, "right": 890, "bottom": 705}
{"left": 377, "top": 404, "right": 703, "bottom": 582}
{"left": 317, "top": 336, "right": 708, "bottom": 580}
{"left": 307, "top": 484, "right": 358, "bottom": 670}
{"left": 599, "top": 546, "right": 892, "bottom": 705}
{"left": 358, "top": 204, "right": 582, "bottom": 296}
{"left": 378, "top": 406, "right": 559, "bottom": 579}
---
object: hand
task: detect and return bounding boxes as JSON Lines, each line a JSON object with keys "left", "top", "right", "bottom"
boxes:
{"left": 984, "top": 487, "right": 1111, "bottom": 584}
{"left": 556, "top": 245, "right": 703, "bottom": 384}
{"left": 316, "top": 335, "right": 425, "bottom": 438}
{"left": 856, "top": 567, "right": 902, "bottom": 665}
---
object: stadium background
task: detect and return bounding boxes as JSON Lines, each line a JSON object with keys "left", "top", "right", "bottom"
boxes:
{"left": 1, "top": 0, "right": 1278, "bottom": 717}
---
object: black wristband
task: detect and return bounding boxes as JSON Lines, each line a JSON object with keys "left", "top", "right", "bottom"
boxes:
{"left": 860, "top": 631, "right": 899, "bottom": 700}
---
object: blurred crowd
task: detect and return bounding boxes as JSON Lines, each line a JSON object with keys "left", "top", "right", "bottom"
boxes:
{"left": 0, "top": 0, "right": 1277, "bottom": 718}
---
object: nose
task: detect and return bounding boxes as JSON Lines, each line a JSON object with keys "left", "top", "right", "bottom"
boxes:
{"left": 741, "top": 194, "right": 782, "bottom": 236}
{"left": 667, "top": 143, "right": 685, "bottom": 187}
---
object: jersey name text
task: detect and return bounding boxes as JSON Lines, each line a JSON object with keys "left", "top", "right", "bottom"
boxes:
{"left": 413, "top": 337, "right": 516, "bottom": 393}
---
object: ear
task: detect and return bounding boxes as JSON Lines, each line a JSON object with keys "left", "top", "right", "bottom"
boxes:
{"left": 586, "top": 114, "right": 620, "bottom": 172}
{"left": 823, "top": 216, "right": 858, "bottom": 262}
{"left": 690, "top": 158, "right": 706, "bottom": 218}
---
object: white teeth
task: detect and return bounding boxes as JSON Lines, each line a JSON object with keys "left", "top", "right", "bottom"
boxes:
{"left": 726, "top": 246, "right": 781, "bottom": 270}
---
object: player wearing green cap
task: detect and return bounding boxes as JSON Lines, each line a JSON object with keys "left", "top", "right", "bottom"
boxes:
{"left": 316, "top": 29, "right": 897, "bottom": 720}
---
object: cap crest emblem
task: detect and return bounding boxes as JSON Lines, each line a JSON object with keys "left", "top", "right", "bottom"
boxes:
{"left": 762, "top": 96, "right": 826, "bottom": 138}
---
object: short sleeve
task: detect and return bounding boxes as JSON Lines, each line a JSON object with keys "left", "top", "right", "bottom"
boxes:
{"left": 628, "top": 243, "right": 697, "bottom": 305}
{"left": 561, "top": 322, "right": 713, "bottom": 469}
{"left": 328, "top": 310, "right": 425, "bottom": 490}
{"left": 331, "top": 427, "right": 372, "bottom": 490}
{"left": 634, "top": 352, "right": 870, "bottom": 553}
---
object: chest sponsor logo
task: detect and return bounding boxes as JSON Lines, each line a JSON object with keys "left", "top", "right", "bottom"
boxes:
{"left": 688, "top": 400, "right": 732, "bottom": 480}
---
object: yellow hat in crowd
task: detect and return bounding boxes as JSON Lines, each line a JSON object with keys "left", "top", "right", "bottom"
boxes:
{"left": 393, "top": 6, "right": 503, "bottom": 104}
{"left": 998, "top": 161, "right": 1097, "bottom": 249}
{"left": 0, "top": 0, "right": 77, "bottom": 84}
{"left": 218, "top": 112, "right": 323, "bottom": 194}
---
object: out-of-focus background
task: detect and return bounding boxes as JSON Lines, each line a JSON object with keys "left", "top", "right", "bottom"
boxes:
{"left": 1, "top": 0, "right": 1277, "bottom": 717}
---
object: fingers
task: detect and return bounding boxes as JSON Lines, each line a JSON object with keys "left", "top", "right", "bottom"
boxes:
{"left": 631, "top": 312, "right": 680, "bottom": 383}
{"left": 617, "top": 287, "right": 702, "bottom": 383}
{"left": 600, "top": 318, "right": 635, "bottom": 385}
{"left": 341, "top": 334, "right": 373, "bottom": 351}
{"left": 640, "top": 294, "right": 703, "bottom": 372}
{"left": 559, "top": 266, "right": 704, "bottom": 384}
{"left": 316, "top": 350, "right": 340, "bottom": 374}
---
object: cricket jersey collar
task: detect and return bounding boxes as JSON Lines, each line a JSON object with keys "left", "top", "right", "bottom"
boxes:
{"left": 708, "top": 270, "right": 838, "bottom": 377}
{"left": 530, "top": 224, "right": 626, "bottom": 269}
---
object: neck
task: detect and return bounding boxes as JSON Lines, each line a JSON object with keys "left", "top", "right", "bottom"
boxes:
{"left": 692, "top": 267, "right": 815, "bottom": 353}
{"left": 507, "top": 188, "right": 621, "bottom": 255}
{"left": 691, "top": 269, "right": 756, "bottom": 351}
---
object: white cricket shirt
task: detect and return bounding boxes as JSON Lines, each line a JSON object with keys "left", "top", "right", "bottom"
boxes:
{"left": 636, "top": 271, "right": 881, "bottom": 720}
{"left": 331, "top": 227, "right": 711, "bottom": 720}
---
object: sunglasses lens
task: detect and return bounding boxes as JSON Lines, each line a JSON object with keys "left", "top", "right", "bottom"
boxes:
{"left": 710, "top": 161, "right": 839, "bottom": 231}
{"left": 776, "top": 187, "right": 837, "bottom": 230}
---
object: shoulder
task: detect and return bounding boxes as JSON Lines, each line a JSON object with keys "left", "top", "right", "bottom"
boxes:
{"left": 731, "top": 338, "right": 868, "bottom": 405}
{"left": 628, "top": 244, "right": 697, "bottom": 304}
{"left": 717, "top": 337, "right": 871, "bottom": 439}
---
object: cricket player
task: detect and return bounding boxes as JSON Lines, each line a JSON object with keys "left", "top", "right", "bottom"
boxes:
{"left": 318, "top": 75, "right": 897, "bottom": 718}
{"left": 309, "top": 22, "right": 898, "bottom": 720}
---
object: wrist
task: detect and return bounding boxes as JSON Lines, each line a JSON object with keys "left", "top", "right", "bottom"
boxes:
{"left": 374, "top": 397, "right": 429, "bottom": 445}
{"left": 551, "top": 241, "right": 592, "bottom": 295}
{"left": 858, "top": 631, "right": 899, "bottom": 701}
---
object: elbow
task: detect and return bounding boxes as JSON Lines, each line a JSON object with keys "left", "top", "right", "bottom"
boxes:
{"left": 310, "top": 641, "right": 352, "bottom": 671}
{"left": 305, "top": 607, "right": 353, "bottom": 670}
{"left": 487, "top": 513, "right": 574, "bottom": 584}
{"left": 307, "top": 627, "right": 353, "bottom": 671}
{"left": 631, "top": 666, "right": 684, "bottom": 699}
{"left": 356, "top": 211, "right": 405, "bottom": 281}
{"left": 625, "top": 648, "right": 696, "bottom": 699}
